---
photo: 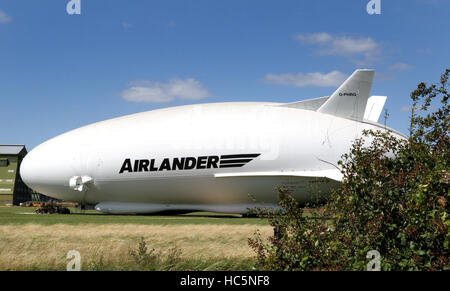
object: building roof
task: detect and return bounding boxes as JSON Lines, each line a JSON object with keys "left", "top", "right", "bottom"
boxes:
{"left": 0, "top": 145, "right": 27, "bottom": 155}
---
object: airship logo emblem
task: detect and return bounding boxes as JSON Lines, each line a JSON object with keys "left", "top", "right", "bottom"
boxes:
{"left": 119, "top": 153, "right": 261, "bottom": 173}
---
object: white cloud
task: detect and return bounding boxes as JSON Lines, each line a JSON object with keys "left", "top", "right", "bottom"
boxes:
{"left": 373, "top": 63, "right": 413, "bottom": 82}
{"left": 0, "top": 10, "right": 12, "bottom": 24}
{"left": 122, "top": 22, "right": 132, "bottom": 29}
{"left": 295, "top": 33, "right": 380, "bottom": 65}
{"left": 264, "top": 70, "right": 348, "bottom": 87}
{"left": 389, "top": 63, "right": 413, "bottom": 71}
{"left": 374, "top": 72, "right": 396, "bottom": 82}
{"left": 417, "top": 48, "right": 432, "bottom": 55}
{"left": 120, "top": 78, "right": 212, "bottom": 103}
{"left": 296, "top": 32, "right": 333, "bottom": 45}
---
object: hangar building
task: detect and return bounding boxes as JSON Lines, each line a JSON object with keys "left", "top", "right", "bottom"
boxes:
{"left": 0, "top": 145, "right": 46, "bottom": 205}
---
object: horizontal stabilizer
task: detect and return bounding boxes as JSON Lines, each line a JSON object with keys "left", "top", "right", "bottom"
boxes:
{"left": 364, "top": 95, "right": 387, "bottom": 122}
{"left": 317, "top": 69, "right": 375, "bottom": 120}
{"left": 278, "top": 96, "right": 329, "bottom": 111}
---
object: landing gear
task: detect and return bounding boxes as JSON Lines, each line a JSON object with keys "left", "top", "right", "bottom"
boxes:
{"left": 35, "top": 202, "right": 70, "bottom": 214}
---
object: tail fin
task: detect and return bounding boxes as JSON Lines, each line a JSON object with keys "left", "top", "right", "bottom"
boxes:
{"left": 317, "top": 69, "right": 374, "bottom": 120}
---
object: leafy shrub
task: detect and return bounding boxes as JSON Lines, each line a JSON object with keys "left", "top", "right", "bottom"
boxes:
{"left": 249, "top": 69, "right": 449, "bottom": 271}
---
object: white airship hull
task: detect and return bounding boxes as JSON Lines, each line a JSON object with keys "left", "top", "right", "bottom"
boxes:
{"left": 20, "top": 70, "right": 406, "bottom": 214}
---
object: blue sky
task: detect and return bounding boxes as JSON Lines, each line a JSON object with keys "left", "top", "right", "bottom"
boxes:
{"left": 0, "top": 0, "right": 449, "bottom": 150}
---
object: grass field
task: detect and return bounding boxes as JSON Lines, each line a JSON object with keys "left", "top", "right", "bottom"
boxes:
{"left": 0, "top": 206, "right": 267, "bottom": 225}
{"left": 0, "top": 206, "right": 271, "bottom": 270}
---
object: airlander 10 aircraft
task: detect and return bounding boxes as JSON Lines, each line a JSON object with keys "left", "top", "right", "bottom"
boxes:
{"left": 20, "top": 69, "right": 405, "bottom": 214}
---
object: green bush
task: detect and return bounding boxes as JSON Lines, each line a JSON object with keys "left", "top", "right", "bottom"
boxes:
{"left": 249, "top": 69, "right": 449, "bottom": 271}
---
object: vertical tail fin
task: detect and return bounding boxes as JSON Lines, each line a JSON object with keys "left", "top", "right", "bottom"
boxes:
{"left": 317, "top": 69, "right": 375, "bottom": 120}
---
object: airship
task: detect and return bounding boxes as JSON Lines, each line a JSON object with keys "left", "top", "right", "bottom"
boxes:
{"left": 20, "top": 69, "right": 405, "bottom": 214}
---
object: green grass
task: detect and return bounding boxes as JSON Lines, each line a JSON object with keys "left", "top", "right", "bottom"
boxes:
{"left": 0, "top": 206, "right": 270, "bottom": 270}
{"left": 0, "top": 206, "right": 268, "bottom": 226}
{"left": 13, "top": 257, "right": 258, "bottom": 271}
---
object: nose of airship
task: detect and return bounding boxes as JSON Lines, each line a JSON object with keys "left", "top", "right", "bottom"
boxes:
{"left": 21, "top": 143, "right": 58, "bottom": 196}
{"left": 20, "top": 148, "right": 39, "bottom": 190}
{"left": 20, "top": 139, "right": 79, "bottom": 201}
